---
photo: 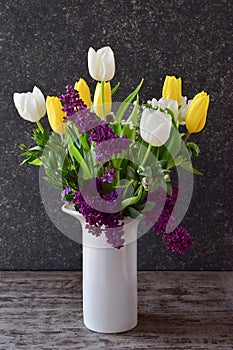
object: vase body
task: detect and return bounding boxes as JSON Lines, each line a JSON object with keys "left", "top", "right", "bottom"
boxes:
{"left": 62, "top": 204, "right": 140, "bottom": 333}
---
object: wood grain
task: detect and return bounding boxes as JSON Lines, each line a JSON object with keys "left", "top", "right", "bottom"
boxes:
{"left": 0, "top": 271, "right": 232, "bottom": 350}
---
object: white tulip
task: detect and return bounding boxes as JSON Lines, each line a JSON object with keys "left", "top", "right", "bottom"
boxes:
{"left": 88, "top": 46, "right": 115, "bottom": 81}
{"left": 13, "top": 86, "right": 46, "bottom": 122}
{"left": 140, "top": 108, "right": 172, "bottom": 147}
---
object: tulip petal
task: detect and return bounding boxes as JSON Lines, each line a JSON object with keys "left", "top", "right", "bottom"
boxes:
{"left": 13, "top": 86, "right": 46, "bottom": 123}
{"left": 25, "top": 94, "right": 41, "bottom": 122}
{"left": 88, "top": 47, "right": 100, "bottom": 81}
{"left": 88, "top": 46, "right": 115, "bottom": 82}
{"left": 99, "top": 49, "right": 115, "bottom": 81}
{"left": 33, "top": 86, "right": 46, "bottom": 118}
{"left": 140, "top": 109, "right": 172, "bottom": 147}
{"left": 13, "top": 93, "right": 24, "bottom": 116}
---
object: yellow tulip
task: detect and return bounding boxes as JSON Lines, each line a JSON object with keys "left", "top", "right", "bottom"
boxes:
{"left": 185, "top": 91, "right": 210, "bottom": 133}
{"left": 46, "top": 96, "right": 66, "bottom": 134}
{"left": 74, "top": 78, "right": 92, "bottom": 108}
{"left": 162, "top": 75, "right": 182, "bottom": 104}
{"left": 93, "top": 82, "right": 112, "bottom": 118}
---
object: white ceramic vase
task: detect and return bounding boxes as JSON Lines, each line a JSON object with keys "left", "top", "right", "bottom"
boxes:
{"left": 62, "top": 204, "right": 140, "bottom": 333}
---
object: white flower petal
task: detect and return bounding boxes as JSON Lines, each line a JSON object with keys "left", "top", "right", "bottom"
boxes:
{"left": 100, "top": 50, "right": 115, "bottom": 81}
{"left": 88, "top": 46, "right": 115, "bottom": 81}
{"left": 140, "top": 109, "right": 172, "bottom": 147}
{"left": 13, "top": 87, "right": 46, "bottom": 122}
{"left": 33, "top": 86, "right": 46, "bottom": 118}
{"left": 88, "top": 47, "right": 100, "bottom": 80}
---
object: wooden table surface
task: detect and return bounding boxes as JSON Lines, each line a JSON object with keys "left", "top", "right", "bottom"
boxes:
{"left": 0, "top": 271, "right": 232, "bottom": 350}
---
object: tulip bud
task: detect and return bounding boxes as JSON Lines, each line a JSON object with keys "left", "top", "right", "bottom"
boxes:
{"left": 13, "top": 86, "right": 46, "bottom": 122}
{"left": 74, "top": 78, "right": 92, "bottom": 108}
{"left": 185, "top": 91, "right": 210, "bottom": 133}
{"left": 140, "top": 109, "right": 172, "bottom": 147}
{"left": 162, "top": 76, "right": 182, "bottom": 105}
{"left": 46, "top": 96, "right": 66, "bottom": 134}
{"left": 88, "top": 46, "right": 115, "bottom": 82}
{"left": 93, "top": 82, "right": 112, "bottom": 118}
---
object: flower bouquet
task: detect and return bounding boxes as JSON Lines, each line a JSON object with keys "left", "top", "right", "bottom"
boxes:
{"left": 14, "top": 46, "right": 209, "bottom": 333}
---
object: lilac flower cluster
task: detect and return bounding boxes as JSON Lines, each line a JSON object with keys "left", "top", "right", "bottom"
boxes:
{"left": 60, "top": 85, "right": 131, "bottom": 164}
{"left": 72, "top": 109, "right": 107, "bottom": 134}
{"left": 88, "top": 124, "right": 118, "bottom": 144}
{"left": 61, "top": 187, "right": 73, "bottom": 199}
{"left": 60, "top": 85, "right": 86, "bottom": 118}
{"left": 61, "top": 170, "right": 124, "bottom": 249}
{"left": 95, "top": 138, "right": 132, "bottom": 163}
{"left": 74, "top": 186, "right": 124, "bottom": 249}
{"left": 157, "top": 188, "right": 193, "bottom": 254}
{"left": 144, "top": 186, "right": 194, "bottom": 254}
{"left": 163, "top": 227, "right": 194, "bottom": 255}
{"left": 102, "top": 168, "right": 117, "bottom": 183}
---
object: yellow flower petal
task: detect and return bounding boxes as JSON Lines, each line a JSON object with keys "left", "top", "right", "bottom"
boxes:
{"left": 162, "top": 75, "right": 182, "bottom": 104}
{"left": 74, "top": 78, "right": 92, "bottom": 108}
{"left": 46, "top": 96, "right": 66, "bottom": 134}
{"left": 185, "top": 92, "right": 210, "bottom": 133}
{"left": 93, "top": 82, "right": 112, "bottom": 118}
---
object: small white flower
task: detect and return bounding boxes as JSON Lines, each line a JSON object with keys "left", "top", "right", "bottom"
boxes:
{"left": 129, "top": 122, "right": 134, "bottom": 130}
{"left": 140, "top": 108, "right": 172, "bottom": 147}
{"left": 13, "top": 86, "right": 46, "bottom": 123}
{"left": 157, "top": 97, "right": 179, "bottom": 120}
{"left": 147, "top": 98, "right": 158, "bottom": 109}
{"left": 88, "top": 46, "right": 115, "bottom": 81}
{"left": 178, "top": 96, "right": 192, "bottom": 124}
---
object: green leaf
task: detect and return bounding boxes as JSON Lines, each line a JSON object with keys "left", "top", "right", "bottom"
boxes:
{"left": 19, "top": 144, "right": 28, "bottom": 151}
{"left": 32, "top": 128, "right": 49, "bottom": 146}
{"left": 125, "top": 207, "right": 141, "bottom": 219}
{"left": 20, "top": 156, "right": 35, "bottom": 165}
{"left": 170, "top": 156, "right": 203, "bottom": 176}
{"left": 121, "top": 185, "right": 143, "bottom": 209}
{"left": 134, "top": 201, "right": 155, "bottom": 212}
{"left": 68, "top": 140, "right": 91, "bottom": 178}
{"left": 111, "top": 82, "right": 121, "bottom": 95}
{"left": 126, "top": 166, "right": 138, "bottom": 181}
{"left": 159, "top": 125, "right": 182, "bottom": 161}
{"left": 125, "top": 94, "right": 139, "bottom": 124}
{"left": 79, "top": 134, "right": 90, "bottom": 152}
{"left": 111, "top": 122, "right": 122, "bottom": 136}
{"left": 28, "top": 158, "right": 42, "bottom": 166}
{"left": 115, "top": 79, "right": 144, "bottom": 123}
{"left": 42, "top": 177, "right": 63, "bottom": 190}
{"left": 186, "top": 142, "right": 200, "bottom": 157}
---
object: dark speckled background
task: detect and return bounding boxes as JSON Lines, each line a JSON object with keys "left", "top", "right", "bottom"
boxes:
{"left": 0, "top": 0, "right": 232, "bottom": 270}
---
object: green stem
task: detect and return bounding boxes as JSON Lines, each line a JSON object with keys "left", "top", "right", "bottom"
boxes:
{"left": 141, "top": 144, "right": 153, "bottom": 167}
{"left": 101, "top": 81, "right": 106, "bottom": 120}
{"left": 36, "top": 121, "right": 44, "bottom": 133}
{"left": 183, "top": 132, "right": 191, "bottom": 142}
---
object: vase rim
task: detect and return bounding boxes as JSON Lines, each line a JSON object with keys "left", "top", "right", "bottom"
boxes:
{"left": 62, "top": 203, "right": 142, "bottom": 248}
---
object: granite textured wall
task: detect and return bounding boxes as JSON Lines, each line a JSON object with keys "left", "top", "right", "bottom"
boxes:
{"left": 0, "top": 0, "right": 232, "bottom": 270}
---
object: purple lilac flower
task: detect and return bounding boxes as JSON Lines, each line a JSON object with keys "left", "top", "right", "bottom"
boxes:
{"left": 61, "top": 187, "right": 73, "bottom": 201}
{"left": 102, "top": 168, "right": 117, "bottom": 183}
{"left": 163, "top": 227, "right": 194, "bottom": 254}
{"left": 142, "top": 186, "right": 194, "bottom": 254}
{"left": 72, "top": 109, "right": 107, "bottom": 134}
{"left": 88, "top": 124, "right": 118, "bottom": 145}
{"left": 102, "top": 190, "right": 118, "bottom": 202}
{"left": 60, "top": 85, "right": 86, "bottom": 118}
{"left": 95, "top": 138, "right": 132, "bottom": 163}
{"left": 72, "top": 183, "right": 124, "bottom": 249}
{"left": 105, "top": 226, "right": 125, "bottom": 249}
